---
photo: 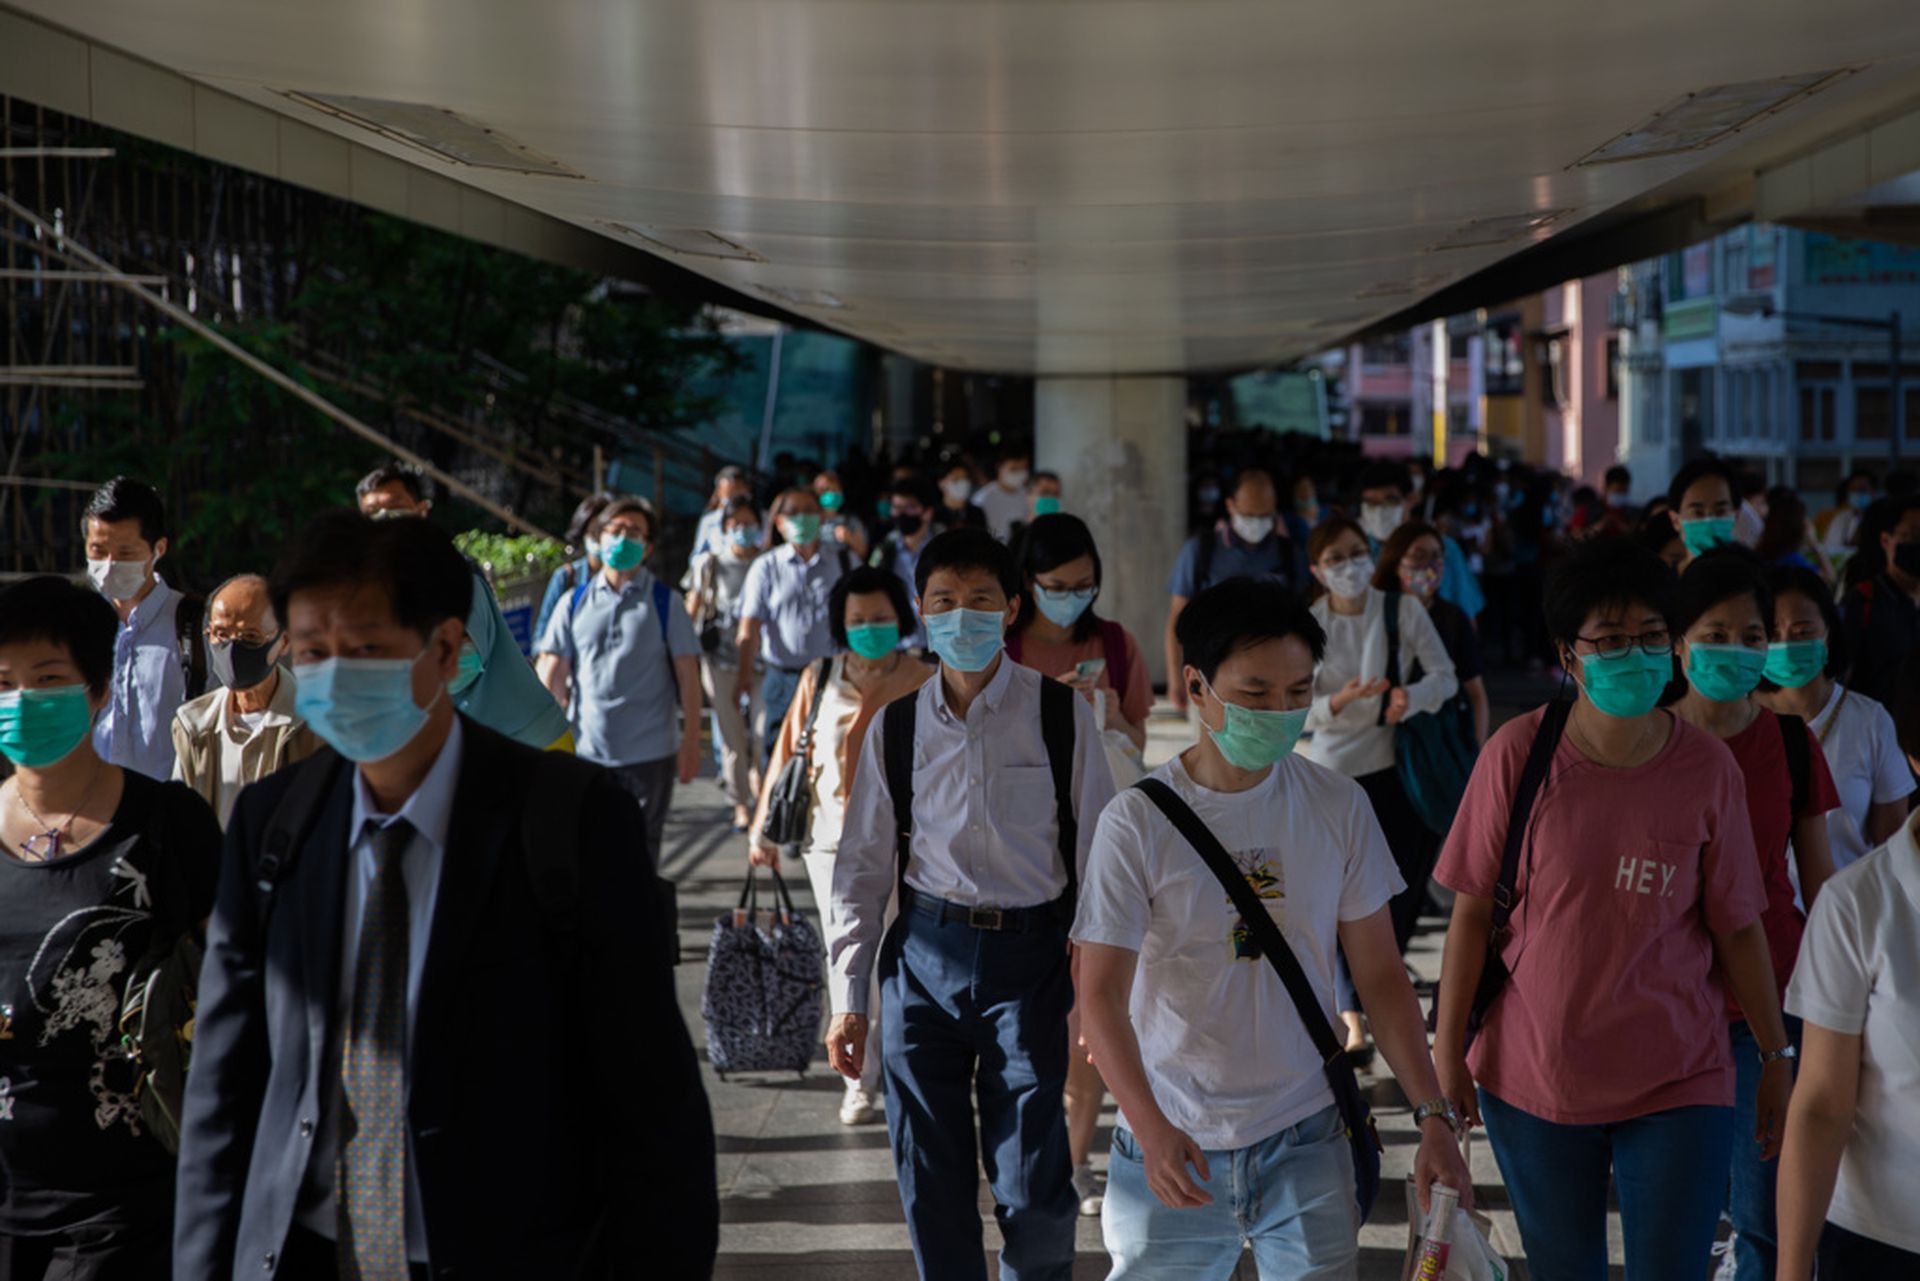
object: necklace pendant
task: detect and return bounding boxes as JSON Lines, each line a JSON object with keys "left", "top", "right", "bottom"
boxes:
{"left": 21, "top": 830, "right": 60, "bottom": 861}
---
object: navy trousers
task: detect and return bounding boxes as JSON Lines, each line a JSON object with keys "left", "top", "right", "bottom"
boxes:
{"left": 878, "top": 900, "right": 1078, "bottom": 1281}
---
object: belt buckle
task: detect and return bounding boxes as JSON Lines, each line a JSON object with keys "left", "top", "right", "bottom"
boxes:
{"left": 968, "top": 906, "right": 1005, "bottom": 931}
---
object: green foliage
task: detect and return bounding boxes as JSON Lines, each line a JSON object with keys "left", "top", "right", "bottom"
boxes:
{"left": 454, "top": 530, "right": 570, "bottom": 583}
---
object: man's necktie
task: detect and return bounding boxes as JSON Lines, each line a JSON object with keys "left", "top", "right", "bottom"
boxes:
{"left": 338, "top": 817, "right": 414, "bottom": 1281}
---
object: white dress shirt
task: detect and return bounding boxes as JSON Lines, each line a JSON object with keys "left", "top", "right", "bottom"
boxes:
{"left": 827, "top": 658, "right": 1117, "bottom": 1016}
{"left": 297, "top": 717, "right": 463, "bottom": 1262}
{"left": 1303, "top": 589, "right": 1458, "bottom": 777}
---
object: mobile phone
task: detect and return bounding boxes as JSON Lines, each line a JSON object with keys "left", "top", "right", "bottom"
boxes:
{"left": 1074, "top": 658, "right": 1107, "bottom": 682}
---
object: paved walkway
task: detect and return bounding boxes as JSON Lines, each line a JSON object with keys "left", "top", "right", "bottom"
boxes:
{"left": 663, "top": 675, "right": 1623, "bottom": 1279}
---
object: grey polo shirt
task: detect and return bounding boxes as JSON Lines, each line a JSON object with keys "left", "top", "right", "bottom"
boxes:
{"left": 740, "top": 543, "right": 849, "bottom": 671}
{"left": 540, "top": 569, "right": 700, "bottom": 767}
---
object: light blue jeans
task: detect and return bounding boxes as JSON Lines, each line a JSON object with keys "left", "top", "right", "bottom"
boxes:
{"left": 1103, "top": 1105, "right": 1359, "bottom": 1280}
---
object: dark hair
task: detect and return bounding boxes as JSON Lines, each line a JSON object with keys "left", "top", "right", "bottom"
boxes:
{"left": 766, "top": 488, "right": 821, "bottom": 547}
{"left": 1011, "top": 514, "right": 1104, "bottom": 643}
{"left": 997, "top": 442, "right": 1033, "bottom": 466}
{"left": 1357, "top": 461, "right": 1411, "bottom": 499}
{"left": 1893, "top": 649, "right": 1920, "bottom": 761}
{"left": 1755, "top": 486, "right": 1807, "bottom": 563}
{"left": 269, "top": 510, "right": 473, "bottom": 640}
{"left": 1307, "top": 514, "right": 1368, "bottom": 565}
{"left": 590, "top": 496, "right": 656, "bottom": 542}
{"left": 565, "top": 492, "right": 617, "bottom": 546}
{"left": 829, "top": 566, "right": 916, "bottom": 650}
{"left": 83, "top": 475, "right": 167, "bottom": 546}
{"left": 1372, "top": 521, "right": 1444, "bottom": 591}
{"left": 1604, "top": 465, "right": 1632, "bottom": 490}
{"left": 1634, "top": 509, "right": 1684, "bottom": 560}
{"left": 1848, "top": 495, "right": 1920, "bottom": 589}
{"left": 1888, "top": 469, "right": 1918, "bottom": 500}
{"left": 1835, "top": 469, "right": 1875, "bottom": 505}
{"left": 1543, "top": 535, "right": 1676, "bottom": 648}
{"left": 355, "top": 460, "right": 429, "bottom": 504}
{"left": 890, "top": 477, "right": 938, "bottom": 511}
{"left": 1175, "top": 579, "right": 1326, "bottom": 685}
{"left": 1737, "top": 471, "right": 1767, "bottom": 501}
{"left": 1031, "top": 470, "right": 1062, "bottom": 489}
{"left": 0, "top": 575, "right": 119, "bottom": 697}
{"left": 1667, "top": 457, "right": 1736, "bottom": 511}
{"left": 1766, "top": 564, "right": 1847, "bottom": 679}
{"left": 721, "top": 494, "right": 760, "bottom": 525}
{"left": 914, "top": 527, "right": 1020, "bottom": 600}
{"left": 1672, "top": 545, "right": 1773, "bottom": 640}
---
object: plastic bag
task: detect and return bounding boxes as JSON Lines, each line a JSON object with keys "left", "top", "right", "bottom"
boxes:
{"left": 1399, "top": 1143, "right": 1508, "bottom": 1281}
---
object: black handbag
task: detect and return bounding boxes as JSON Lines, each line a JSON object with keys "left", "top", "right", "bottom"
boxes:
{"left": 758, "top": 658, "right": 835, "bottom": 847}
{"left": 1135, "top": 777, "right": 1384, "bottom": 1221}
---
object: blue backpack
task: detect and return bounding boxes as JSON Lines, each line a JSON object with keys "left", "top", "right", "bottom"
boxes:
{"left": 1380, "top": 593, "right": 1477, "bottom": 836}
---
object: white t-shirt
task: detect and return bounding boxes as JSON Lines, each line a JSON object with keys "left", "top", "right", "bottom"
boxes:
{"left": 1806, "top": 683, "right": 1916, "bottom": 871}
{"left": 1785, "top": 813, "right": 1920, "bottom": 1254}
{"left": 971, "top": 482, "right": 1030, "bottom": 542}
{"left": 1071, "top": 752, "right": 1402, "bottom": 1151}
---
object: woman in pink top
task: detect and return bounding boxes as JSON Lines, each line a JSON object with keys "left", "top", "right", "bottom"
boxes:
{"left": 1006, "top": 512, "right": 1151, "bottom": 1219}
{"left": 1430, "top": 536, "right": 1794, "bottom": 1281}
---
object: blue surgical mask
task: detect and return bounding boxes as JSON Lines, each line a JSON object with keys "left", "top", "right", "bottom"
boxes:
{"left": 1202, "top": 678, "right": 1308, "bottom": 771}
{"left": 1033, "top": 586, "right": 1095, "bottom": 628}
{"left": 0, "top": 684, "right": 96, "bottom": 770}
{"left": 727, "top": 525, "right": 760, "bottom": 550}
{"left": 925, "top": 607, "right": 1006, "bottom": 673}
{"left": 294, "top": 648, "right": 442, "bottom": 763}
{"left": 1685, "top": 642, "right": 1768, "bottom": 703}
{"left": 1848, "top": 490, "right": 1874, "bottom": 512}
{"left": 1680, "top": 516, "right": 1735, "bottom": 557}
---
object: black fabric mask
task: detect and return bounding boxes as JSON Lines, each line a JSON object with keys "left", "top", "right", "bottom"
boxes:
{"left": 892, "top": 512, "right": 925, "bottom": 536}
{"left": 1895, "top": 540, "right": 1920, "bottom": 579}
{"left": 210, "top": 635, "right": 281, "bottom": 692}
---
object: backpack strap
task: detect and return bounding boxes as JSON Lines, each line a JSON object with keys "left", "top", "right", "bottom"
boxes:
{"left": 836, "top": 548, "right": 853, "bottom": 578}
{"left": 1489, "top": 700, "right": 1572, "bottom": 939}
{"left": 1377, "top": 592, "right": 1401, "bottom": 727}
{"left": 254, "top": 749, "right": 349, "bottom": 936}
{"left": 1039, "top": 676, "right": 1079, "bottom": 899}
{"left": 652, "top": 578, "right": 680, "bottom": 698}
{"left": 1133, "top": 777, "right": 1342, "bottom": 1062}
{"left": 1100, "top": 620, "right": 1133, "bottom": 700}
{"left": 882, "top": 693, "right": 919, "bottom": 900}
{"left": 174, "top": 593, "right": 208, "bottom": 701}
{"left": 1776, "top": 712, "right": 1811, "bottom": 823}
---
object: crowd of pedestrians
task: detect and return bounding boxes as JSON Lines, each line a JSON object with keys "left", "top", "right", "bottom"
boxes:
{"left": 0, "top": 443, "right": 1914, "bottom": 1281}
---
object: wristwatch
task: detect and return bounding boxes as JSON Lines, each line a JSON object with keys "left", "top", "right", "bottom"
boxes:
{"left": 1758, "top": 1044, "right": 1799, "bottom": 1066}
{"left": 1412, "top": 1098, "right": 1461, "bottom": 1134}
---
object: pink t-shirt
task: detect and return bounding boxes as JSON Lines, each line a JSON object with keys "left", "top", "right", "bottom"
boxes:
{"left": 1435, "top": 708, "right": 1766, "bottom": 1125}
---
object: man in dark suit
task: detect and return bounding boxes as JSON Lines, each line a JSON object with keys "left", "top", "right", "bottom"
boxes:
{"left": 175, "top": 510, "right": 717, "bottom": 1281}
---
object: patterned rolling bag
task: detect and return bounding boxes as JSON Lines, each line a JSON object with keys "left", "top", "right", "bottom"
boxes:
{"left": 701, "top": 866, "right": 824, "bottom": 1078}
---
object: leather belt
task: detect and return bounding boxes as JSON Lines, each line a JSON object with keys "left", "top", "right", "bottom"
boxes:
{"left": 904, "top": 889, "right": 1068, "bottom": 934}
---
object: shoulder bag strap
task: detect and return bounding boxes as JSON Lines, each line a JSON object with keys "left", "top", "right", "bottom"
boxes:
{"left": 1039, "top": 677, "right": 1079, "bottom": 899}
{"left": 255, "top": 749, "right": 348, "bottom": 936}
{"left": 1490, "top": 700, "right": 1572, "bottom": 937}
{"left": 883, "top": 693, "right": 919, "bottom": 900}
{"left": 1100, "top": 620, "right": 1132, "bottom": 698}
{"left": 1776, "top": 712, "right": 1811, "bottom": 821}
{"left": 797, "top": 658, "right": 834, "bottom": 755}
{"left": 651, "top": 579, "right": 681, "bottom": 698}
{"left": 1134, "top": 777, "right": 1343, "bottom": 1063}
{"left": 1193, "top": 526, "right": 1217, "bottom": 594}
{"left": 1377, "top": 592, "right": 1401, "bottom": 726}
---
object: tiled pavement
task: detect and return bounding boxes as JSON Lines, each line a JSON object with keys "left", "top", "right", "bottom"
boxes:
{"left": 665, "top": 675, "right": 1631, "bottom": 1279}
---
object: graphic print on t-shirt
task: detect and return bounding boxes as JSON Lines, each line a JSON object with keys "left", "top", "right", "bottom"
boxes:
{"left": 1227, "top": 847, "right": 1284, "bottom": 960}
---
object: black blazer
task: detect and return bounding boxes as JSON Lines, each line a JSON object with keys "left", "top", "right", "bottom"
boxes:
{"left": 174, "top": 717, "right": 717, "bottom": 1280}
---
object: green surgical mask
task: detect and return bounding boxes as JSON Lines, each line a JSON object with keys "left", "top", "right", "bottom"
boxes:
{"left": 601, "top": 535, "right": 647, "bottom": 573}
{"left": 846, "top": 623, "right": 901, "bottom": 660}
{"left": 1680, "top": 516, "right": 1735, "bottom": 557}
{"left": 1685, "top": 643, "right": 1768, "bottom": 703}
{"left": 1576, "top": 648, "right": 1672, "bottom": 719}
{"left": 0, "top": 684, "right": 96, "bottom": 770}
{"left": 819, "top": 490, "right": 845, "bottom": 512}
{"left": 782, "top": 513, "right": 823, "bottom": 545}
{"left": 450, "top": 641, "right": 485, "bottom": 697}
{"left": 1762, "top": 639, "right": 1827, "bottom": 690}
{"left": 1202, "top": 679, "right": 1308, "bottom": 771}
{"left": 1032, "top": 495, "right": 1063, "bottom": 516}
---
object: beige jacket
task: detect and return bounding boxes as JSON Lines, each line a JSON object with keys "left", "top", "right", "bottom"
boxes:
{"left": 169, "top": 671, "right": 323, "bottom": 828}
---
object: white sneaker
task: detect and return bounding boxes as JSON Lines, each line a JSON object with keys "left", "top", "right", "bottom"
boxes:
{"left": 839, "top": 1085, "right": 879, "bottom": 1127}
{"left": 1073, "top": 1163, "right": 1104, "bottom": 1218}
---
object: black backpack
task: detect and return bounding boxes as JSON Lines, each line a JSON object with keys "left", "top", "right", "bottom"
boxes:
{"left": 173, "top": 593, "right": 208, "bottom": 700}
{"left": 880, "top": 676, "right": 1080, "bottom": 903}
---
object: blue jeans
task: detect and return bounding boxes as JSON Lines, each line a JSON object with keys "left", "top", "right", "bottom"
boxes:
{"left": 1103, "top": 1106, "right": 1359, "bottom": 1280}
{"left": 1480, "top": 1089, "right": 1733, "bottom": 1281}
{"left": 758, "top": 665, "right": 805, "bottom": 747}
{"left": 1727, "top": 1016, "right": 1802, "bottom": 1280}
{"left": 879, "top": 901, "right": 1077, "bottom": 1281}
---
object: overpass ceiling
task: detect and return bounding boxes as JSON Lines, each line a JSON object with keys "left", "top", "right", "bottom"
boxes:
{"left": 10, "top": 2, "right": 1920, "bottom": 376}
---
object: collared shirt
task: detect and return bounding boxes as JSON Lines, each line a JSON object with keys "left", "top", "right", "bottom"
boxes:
{"left": 170, "top": 668, "right": 314, "bottom": 828}
{"left": 93, "top": 576, "right": 188, "bottom": 780}
{"left": 880, "top": 533, "right": 930, "bottom": 648}
{"left": 826, "top": 658, "right": 1118, "bottom": 1015}
{"left": 971, "top": 482, "right": 1030, "bottom": 542}
{"left": 1165, "top": 522, "right": 1306, "bottom": 598}
{"left": 297, "top": 717, "right": 464, "bottom": 1263}
{"left": 538, "top": 568, "right": 699, "bottom": 767}
{"left": 690, "top": 506, "right": 728, "bottom": 561}
{"left": 740, "top": 543, "right": 849, "bottom": 670}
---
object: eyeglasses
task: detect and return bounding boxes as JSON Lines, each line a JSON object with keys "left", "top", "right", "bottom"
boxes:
{"left": 1575, "top": 630, "right": 1673, "bottom": 660}
{"left": 206, "top": 628, "right": 276, "bottom": 646}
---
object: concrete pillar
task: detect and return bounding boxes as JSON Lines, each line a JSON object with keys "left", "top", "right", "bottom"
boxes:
{"left": 1034, "top": 376, "right": 1187, "bottom": 688}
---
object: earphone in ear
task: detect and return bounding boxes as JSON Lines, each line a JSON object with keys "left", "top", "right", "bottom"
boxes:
{"left": 1189, "top": 681, "right": 1203, "bottom": 699}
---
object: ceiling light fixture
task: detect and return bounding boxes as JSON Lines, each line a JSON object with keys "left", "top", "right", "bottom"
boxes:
{"left": 283, "top": 92, "right": 581, "bottom": 177}
{"left": 1575, "top": 69, "right": 1854, "bottom": 167}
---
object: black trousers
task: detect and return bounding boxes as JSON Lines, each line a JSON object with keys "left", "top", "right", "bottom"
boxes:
{"left": 280, "top": 1226, "right": 433, "bottom": 1281}
{"left": 1817, "top": 1221, "right": 1920, "bottom": 1278}
{"left": 0, "top": 1217, "right": 172, "bottom": 1281}
{"left": 1356, "top": 766, "right": 1439, "bottom": 953}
